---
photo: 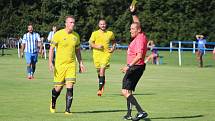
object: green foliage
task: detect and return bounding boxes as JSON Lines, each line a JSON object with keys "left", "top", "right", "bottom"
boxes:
{"left": 0, "top": 0, "right": 215, "bottom": 45}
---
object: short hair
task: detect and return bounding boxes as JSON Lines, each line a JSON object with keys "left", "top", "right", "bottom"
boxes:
{"left": 98, "top": 19, "right": 107, "bottom": 25}
{"left": 65, "top": 15, "right": 75, "bottom": 22}
{"left": 28, "top": 22, "right": 33, "bottom": 26}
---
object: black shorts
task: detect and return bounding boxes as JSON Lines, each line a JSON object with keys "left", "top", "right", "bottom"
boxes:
{"left": 122, "top": 64, "right": 146, "bottom": 91}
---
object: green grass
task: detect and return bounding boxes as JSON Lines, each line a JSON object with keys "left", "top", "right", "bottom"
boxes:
{"left": 0, "top": 49, "right": 215, "bottom": 121}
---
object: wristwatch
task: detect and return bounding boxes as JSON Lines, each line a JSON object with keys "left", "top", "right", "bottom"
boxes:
{"left": 127, "top": 64, "right": 132, "bottom": 68}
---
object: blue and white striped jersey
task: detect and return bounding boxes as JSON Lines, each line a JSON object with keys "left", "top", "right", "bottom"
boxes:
{"left": 22, "top": 32, "right": 41, "bottom": 53}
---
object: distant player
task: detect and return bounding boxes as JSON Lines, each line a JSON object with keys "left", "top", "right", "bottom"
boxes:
{"left": 144, "top": 40, "right": 159, "bottom": 64}
{"left": 49, "top": 16, "right": 85, "bottom": 114}
{"left": 196, "top": 35, "right": 206, "bottom": 67}
{"left": 121, "top": 4, "right": 148, "bottom": 121}
{"left": 89, "top": 19, "right": 116, "bottom": 96}
{"left": 47, "top": 25, "right": 57, "bottom": 65}
{"left": 21, "top": 23, "right": 42, "bottom": 79}
{"left": 47, "top": 26, "right": 57, "bottom": 42}
{"left": 213, "top": 47, "right": 215, "bottom": 60}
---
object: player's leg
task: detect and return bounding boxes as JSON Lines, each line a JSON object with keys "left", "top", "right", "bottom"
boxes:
{"left": 50, "top": 65, "right": 66, "bottom": 113}
{"left": 144, "top": 54, "right": 153, "bottom": 64}
{"left": 199, "top": 51, "right": 203, "bottom": 67}
{"left": 65, "top": 82, "right": 74, "bottom": 114}
{"left": 25, "top": 52, "right": 32, "bottom": 79}
{"left": 99, "top": 67, "right": 105, "bottom": 90}
{"left": 122, "top": 89, "right": 132, "bottom": 120}
{"left": 50, "top": 85, "right": 63, "bottom": 113}
{"left": 97, "top": 54, "right": 110, "bottom": 96}
{"left": 121, "top": 65, "right": 148, "bottom": 120}
{"left": 30, "top": 53, "right": 38, "bottom": 78}
{"left": 121, "top": 69, "right": 134, "bottom": 119}
{"left": 65, "top": 63, "right": 76, "bottom": 114}
{"left": 196, "top": 50, "right": 201, "bottom": 61}
{"left": 130, "top": 65, "right": 148, "bottom": 121}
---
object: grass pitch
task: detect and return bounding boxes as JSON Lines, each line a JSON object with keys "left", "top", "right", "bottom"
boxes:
{"left": 0, "top": 49, "right": 214, "bottom": 121}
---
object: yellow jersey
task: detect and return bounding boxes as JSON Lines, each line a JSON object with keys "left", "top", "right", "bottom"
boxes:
{"left": 89, "top": 30, "right": 115, "bottom": 53}
{"left": 50, "top": 29, "right": 80, "bottom": 66}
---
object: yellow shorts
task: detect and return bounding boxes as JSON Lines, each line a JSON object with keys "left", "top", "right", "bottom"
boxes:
{"left": 53, "top": 63, "right": 76, "bottom": 86}
{"left": 93, "top": 52, "right": 111, "bottom": 69}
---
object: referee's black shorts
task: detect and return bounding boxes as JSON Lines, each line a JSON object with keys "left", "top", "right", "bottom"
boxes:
{"left": 122, "top": 64, "right": 146, "bottom": 91}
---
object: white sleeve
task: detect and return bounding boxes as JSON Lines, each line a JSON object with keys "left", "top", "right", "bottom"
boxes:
{"left": 37, "top": 33, "right": 41, "bottom": 42}
{"left": 22, "top": 34, "right": 26, "bottom": 44}
{"left": 47, "top": 32, "right": 52, "bottom": 41}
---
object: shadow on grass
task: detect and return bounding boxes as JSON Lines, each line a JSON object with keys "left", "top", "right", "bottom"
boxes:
{"left": 73, "top": 109, "right": 127, "bottom": 114}
{"left": 151, "top": 114, "right": 204, "bottom": 120}
{"left": 108, "top": 93, "right": 155, "bottom": 96}
{"left": 204, "top": 65, "right": 214, "bottom": 68}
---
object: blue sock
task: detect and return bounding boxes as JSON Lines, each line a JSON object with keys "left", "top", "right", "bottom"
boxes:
{"left": 27, "top": 66, "right": 31, "bottom": 76}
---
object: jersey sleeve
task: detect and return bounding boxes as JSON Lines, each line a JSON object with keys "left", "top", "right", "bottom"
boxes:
{"left": 22, "top": 34, "right": 27, "bottom": 44}
{"left": 89, "top": 32, "right": 95, "bottom": 44}
{"left": 47, "top": 32, "right": 52, "bottom": 41}
{"left": 36, "top": 33, "right": 41, "bottom": 42}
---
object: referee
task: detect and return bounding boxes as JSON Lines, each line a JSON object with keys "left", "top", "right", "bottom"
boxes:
{"left": 121, "top": 5, "right": 148, "bottom": 121}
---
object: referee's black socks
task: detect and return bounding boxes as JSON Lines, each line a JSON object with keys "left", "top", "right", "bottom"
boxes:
{"left": 66, "top": 88, "right": 73, "bottom": 112}
{"left": 127, "top": 94, "right": 144, "bottom": 113}
{"left": 99, "top": 76, "right": 105, "bottom": 90}
{"left": 52, "top": 88, "right": 60, "bottom": 109}
{"left": 127, "top": 99, "right": 132, "bottom": 116}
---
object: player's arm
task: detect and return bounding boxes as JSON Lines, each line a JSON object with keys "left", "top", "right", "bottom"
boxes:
{"left": 21, "top": 43, "right": 25, "bottom": 58}
{"left": 37, "top": 35, "right": 42, "bottom": 54}
{"left": 75, "top": 48, "right": 86, "bottom": 73}
{"left": 109, "top": 39, "right": 116, "bottom": 53}
{"left": 89, "top": 41, "right": 104, "bottom": 50}
{"left": 48, "top": 46, "right": 55, "bottom": 72}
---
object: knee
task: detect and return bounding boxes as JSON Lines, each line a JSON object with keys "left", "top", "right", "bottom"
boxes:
{"left": 55, "top": 86, "right": 63, "bottom": 92}
{"left": 121, "top": 89, "right": 129, "bottom": 97}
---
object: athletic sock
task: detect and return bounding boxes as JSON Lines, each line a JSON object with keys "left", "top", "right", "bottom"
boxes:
{"left": 127, "top": 94, "right": 144, "bottom": 113}
{"left": 32, "top": 64, "right": 36, "bottom": 74}
{"left": 126, "top": 99, "right": 132, "bottom": 116}
{"left": 65, "top": 88, "right": 73, "bottom": 112}
{"left": 27, "top": 66, "right": 31, "bottom": 76}
{"left": 51, "top": 88, "right": 60, "bottom": 109}
{"left": 99, "top": 76, "right": 105, "bottom": 90}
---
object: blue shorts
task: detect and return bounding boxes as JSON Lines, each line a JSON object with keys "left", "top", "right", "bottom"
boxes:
{"left": 25, "top": 52, "right": 38, "bottom": 64}
{"left": 198, "top": 48, "right": 205, "bottom": 56}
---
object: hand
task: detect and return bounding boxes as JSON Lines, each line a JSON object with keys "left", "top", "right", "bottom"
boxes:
{"left": 49, "top": 62, "right": 54, "bottom": 72}
{"left": 97, "top": 45, "right": 104, "bottom": 50}
{"left": 120, "top": 66, "right": 129, "bottom": 73}
{"left": 79, "top": 63, "right": 86, "bottom": 73}
{"left": 108, "top": 48, "right": 115, "bottom": 53}
{"left": 130, "top": 5, "right": 136, "bottom": 13}
{"left": 39, "top": 49, "right": 42, "bottom": 55}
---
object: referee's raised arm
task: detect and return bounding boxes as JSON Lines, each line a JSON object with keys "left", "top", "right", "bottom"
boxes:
{"left": 130, "top": 5, "right": 140, "bottom": 23}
